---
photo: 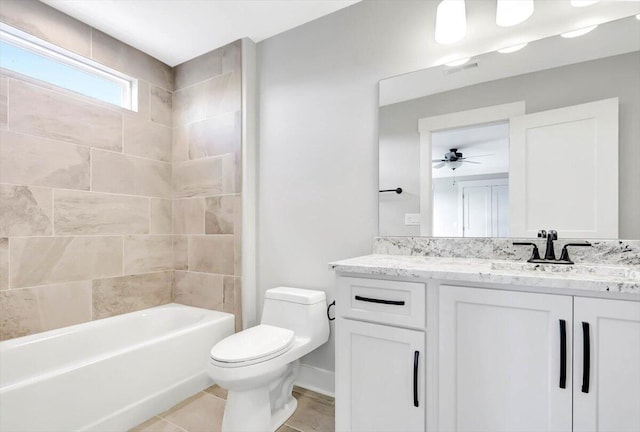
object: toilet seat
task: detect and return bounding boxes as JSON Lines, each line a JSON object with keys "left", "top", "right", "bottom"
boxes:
{"left": 210, "top": 325, "right": 295, "bottom": 368}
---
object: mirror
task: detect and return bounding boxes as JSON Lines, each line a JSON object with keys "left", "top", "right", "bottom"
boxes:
{"left": 378, "top": 15, "right": 640, "bottom": 240}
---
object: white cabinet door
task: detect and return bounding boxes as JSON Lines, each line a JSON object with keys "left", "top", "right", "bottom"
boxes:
{"left": 509, "top": 98, "right": 618, "bottom": 238}
{"left": 439, "top": 286, "right": 573, "bottom": 432}
{"left": 573, "top": 297, "right": 640, "bottom": 432}
{"left": 335, "top": 318, "right": 425, "bottom": 432}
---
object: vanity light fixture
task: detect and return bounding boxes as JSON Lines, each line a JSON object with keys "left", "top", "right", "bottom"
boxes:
{"left": 445, "top": 57, "right": 471, "bottom": 67}
{"left": 560, "top": 25, "right": 598, "bottom": 38}
{"left": 496, "top": 0, "right": 534, "bottom": 27}
{"left": 570, "top": 0, "right": 599, "bottom": 7}
{"left": 497, "top": 42, "right": 528, "bottom": 53}
{"left": 435, "top": 0, "right": 466, "bottom": 44}
{"left": 636, "top": 14, "right": 640, "bottom": 20}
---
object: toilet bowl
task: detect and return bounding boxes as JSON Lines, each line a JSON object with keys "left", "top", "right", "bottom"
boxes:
{"left": 208, "top": 287, "right": 330, "bottom": 432}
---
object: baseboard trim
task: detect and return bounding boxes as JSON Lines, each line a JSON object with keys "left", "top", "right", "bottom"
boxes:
{"left": 295, "top": 364, "right": 335, "bottom": 398}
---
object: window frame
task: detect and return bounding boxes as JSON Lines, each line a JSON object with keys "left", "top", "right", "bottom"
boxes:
{"left": 0, "top": 23, "right": 138, "bottom": 110}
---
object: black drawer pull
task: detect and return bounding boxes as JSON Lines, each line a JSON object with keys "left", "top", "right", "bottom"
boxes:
{"left": 582, "top": 321, "right": 591, "bottom": 393}
{"left": 413, "top": 350, "right": 419, "bottom": 407}
{"left": 354, "top": 295, "right": 405, "bottom": 306}
{"left": 559, "top": 319, "right": 567, "bottom": 389}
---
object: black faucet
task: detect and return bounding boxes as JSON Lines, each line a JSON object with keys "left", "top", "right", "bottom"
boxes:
{"left": 540, "top": 229, "right": 557, "bottom": 261}
{"left": 513, "top": 229, "right": 591, "bottom": 264}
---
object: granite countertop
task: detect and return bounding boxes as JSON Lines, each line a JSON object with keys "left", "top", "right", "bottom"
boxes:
{"left": 329, "top": 254, "right": 640, "bottom": 296}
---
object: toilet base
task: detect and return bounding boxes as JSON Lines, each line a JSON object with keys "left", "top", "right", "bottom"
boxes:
{"left": 220, "top": 361, "right": 300, "bottom": 432}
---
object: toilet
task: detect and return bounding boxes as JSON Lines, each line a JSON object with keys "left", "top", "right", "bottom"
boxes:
{"left": 208, "top": 287, "right": 330, "bottom": 432}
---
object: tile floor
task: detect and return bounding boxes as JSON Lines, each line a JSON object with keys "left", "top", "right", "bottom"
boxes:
{"left": 130, "top": 385, "right": 335, "bottom": 432}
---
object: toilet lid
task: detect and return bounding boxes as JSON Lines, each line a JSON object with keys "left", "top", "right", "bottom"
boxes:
{"left": 210, "top": 325, "right": 295, "bottom": 364}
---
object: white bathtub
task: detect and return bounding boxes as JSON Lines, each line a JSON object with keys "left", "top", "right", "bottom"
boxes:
{"left": 0, "top": 303, "right": 235, "bottom": 432}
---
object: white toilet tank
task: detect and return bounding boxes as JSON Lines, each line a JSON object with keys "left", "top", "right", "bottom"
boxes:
{"left": 261, "top": 287, "right": 329, "bottom": 342}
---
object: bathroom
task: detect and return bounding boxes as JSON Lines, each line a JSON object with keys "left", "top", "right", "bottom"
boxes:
{"left": 0, "top": 0, "right": 639, "bottom": 431}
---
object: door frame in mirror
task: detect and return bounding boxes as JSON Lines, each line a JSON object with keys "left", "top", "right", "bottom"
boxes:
{"left": 418, "top": 101, "right": 525, "bottom": 236}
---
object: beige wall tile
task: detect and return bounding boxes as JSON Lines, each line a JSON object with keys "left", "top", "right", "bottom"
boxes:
{"left": 123, "top": 114, "right": 171, "bottom": 162}
{"left": 174, "top": 41, "right": 240, "bottom": 91}
{"left": 189, "top": 236, "right": 235, "bottom": 275}
{"left": 0, "top": 185, "right": 52, "bottom": 236}
{"left": 223, "top": 276, "right": 242, "bottom": 331}
{"left": 0, "top": 130, "right": 90, "bottom": 190}
{"left": 136, "top": 79, "right": 151, "bottom": 120}
{"left": 205, "top": 195, "right": 237, "bottom": 235}
{"left": 173, "top": 155, "right": 234, "bottom": 198}
{"left": 172, "top": 72, "right": 241, "bottom": 126}
{"left": 0, "top": 239, "right": 7, "bottom": 290}
{"left": 173, "top": 236, "right": 188, "bottom": 271}
{"left": 10, "top": 236, "right": 122, "bottom": 288}
{"left": 173, "top": 271, "right": 224, "bottom": 310}
{"left": 4, "top": 282, "right": 92, "bottom": 340}
{"left": 172, "top": 125, "right": 189, "bottom": 162}
{"left": 173, "top": 198, "right": 205, "bottom": 234}
{"left": 0, "top": 76, "right": 7, "bottom": 129}
{"left": 91, "top": 149, "right": 171, "bottom": 198}
{"left": 0, "top": 0, "right": 91, "bottom": 57}
{"left": 92, "top": 271, "right": 172, "bottom": 319}
{"left": 91, "top": 30, "right": 173, "bottom": 91}
{"left": 150, "top": 86, "right": 172, "bottom": 127}
{"left": 0, "top": 281, "right": 92, "bottom": 341}
{"left": 124, "top": 236, "right": 173, "bottom": 275}
{"left": 9, "top": 80, "right": 123, "bottom": 151}
{"left": 188, "top": 111, "right": 241, "bottom": 160}
{"left": 150, "top": 199, "right": 172, "bottom": 234}
{"left": 54, "top": 190, "right": 149, "bottom": 235}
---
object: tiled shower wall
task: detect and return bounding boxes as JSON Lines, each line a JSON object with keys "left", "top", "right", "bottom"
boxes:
{"left": 0, "top": 0, "right": 243, "bottom": 340}
{"left": 171, "top": 43, "right": 243, "bottom": 332}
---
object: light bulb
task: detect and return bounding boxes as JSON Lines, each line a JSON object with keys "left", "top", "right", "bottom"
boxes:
{"left": 435, "top": 0, "right": 466, "bottom": 44}
{"left": 496, "top": 0, "right": 534, "bottom": 27}
{"left": 497, "top": 42, "right": 528, "bottom": 53}
{"left": 445, "top": 57, "right": 471, "bottom": 67}
{"left": 561, "top": 25, "right": 598, "bottom": 38}
{"left": 570, "top": 0, "right": 599, "bottom": 7}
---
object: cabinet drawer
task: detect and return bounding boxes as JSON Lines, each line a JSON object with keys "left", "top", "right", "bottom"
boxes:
{"left": 337, "top": 277, "right": 425, "bottom": 329}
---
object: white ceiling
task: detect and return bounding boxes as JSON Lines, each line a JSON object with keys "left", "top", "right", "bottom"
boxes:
{"left": 432, "top": 122, "right": 509, "bottom": 178}
{"left": 41, "top": 0, "right": 360, "bottom": 66}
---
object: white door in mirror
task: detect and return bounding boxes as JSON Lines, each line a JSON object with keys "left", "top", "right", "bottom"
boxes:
{"left": 509, "top": 98, "right": 618, "bottom": 238}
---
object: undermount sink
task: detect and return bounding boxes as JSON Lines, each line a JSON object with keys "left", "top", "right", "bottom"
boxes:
{"left": 490, "top": 261, "right": 640, "bottom": 281}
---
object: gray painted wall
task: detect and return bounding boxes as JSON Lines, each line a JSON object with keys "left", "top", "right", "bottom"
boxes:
{"left": 380, "top": 52, "right": 640, "bottom": 239}
{"left": 256, "top": 0, "right": 640, "bottom": 377}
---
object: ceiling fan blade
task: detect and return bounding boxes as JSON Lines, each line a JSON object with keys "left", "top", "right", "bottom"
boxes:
{"left": 432, "top": 159, "right": 446, "bottom": 162}
{"left": 462, "top": 160, "right": 481, "bottom": 164}
{"left": 462, "top": 153, "right": 495, "bottom": 159}
{"left": 433, "top": 162, "right": 445, "bottom": 169}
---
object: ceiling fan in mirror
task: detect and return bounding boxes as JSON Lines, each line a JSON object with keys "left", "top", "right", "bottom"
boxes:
{"left": 432, "top": 148, "right": 493, "bottom": 170}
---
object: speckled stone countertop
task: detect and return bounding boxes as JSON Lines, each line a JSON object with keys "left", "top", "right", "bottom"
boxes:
{"left": 329, "top": 254, "right": 640, "bottom": 297}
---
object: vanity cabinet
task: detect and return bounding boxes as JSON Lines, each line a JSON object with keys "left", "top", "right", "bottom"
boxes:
{"left": 573, "top": 297, "right": 640, "bottom": 432}
{"left": 439, "top": 286, "right": 573, "bottom": 431}
{"left": 335, "top": 277, "right": 426, "bottom": 432}
{"left": 439, "top": 285, "right": 640, "bottom": 432}
{"left": 335, "top": 274, "right": 640, "bottom": 432}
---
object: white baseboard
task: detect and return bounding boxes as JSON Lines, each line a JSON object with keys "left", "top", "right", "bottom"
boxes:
{"left": 295, "top": 364, "right": 335, "bottom": 398}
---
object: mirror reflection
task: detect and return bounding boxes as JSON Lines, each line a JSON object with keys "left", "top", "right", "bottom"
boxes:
{"left": 379, "top": 15, "right": 640, "bottom": 239}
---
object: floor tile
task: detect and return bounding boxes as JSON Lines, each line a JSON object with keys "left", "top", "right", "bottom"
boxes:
{"left": 204, "top": 384, "right": 228, "bottom": 400}
{"left": 160, "top": 392, "right": 226, "bottom": 432}
{"left": 130, "top": 416, "right": 186, "bottom": 432}
{"left": 286, "top": 388, "right": 335, "bottom": 432}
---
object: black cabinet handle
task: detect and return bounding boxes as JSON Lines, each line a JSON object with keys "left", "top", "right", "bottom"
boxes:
{"left": 559, "top": 319, "right": 567, "bottom": 389}
{"left": 582, "top": 322, "right": 591, "bottom": 393}
{"left": 354, "top": 295, "right": 405, "bottom": 306}
{"left": 413, "top": 350, "right": 419, "bottom": 407}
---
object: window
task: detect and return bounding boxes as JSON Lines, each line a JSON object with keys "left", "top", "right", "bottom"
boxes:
{"left": 0, "top": 23, "right": 137, "bottom": 110}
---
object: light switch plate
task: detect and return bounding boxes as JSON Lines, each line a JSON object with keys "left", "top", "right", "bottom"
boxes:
{"left": 404, "top": 213, "right": 420, "bottom": 225}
